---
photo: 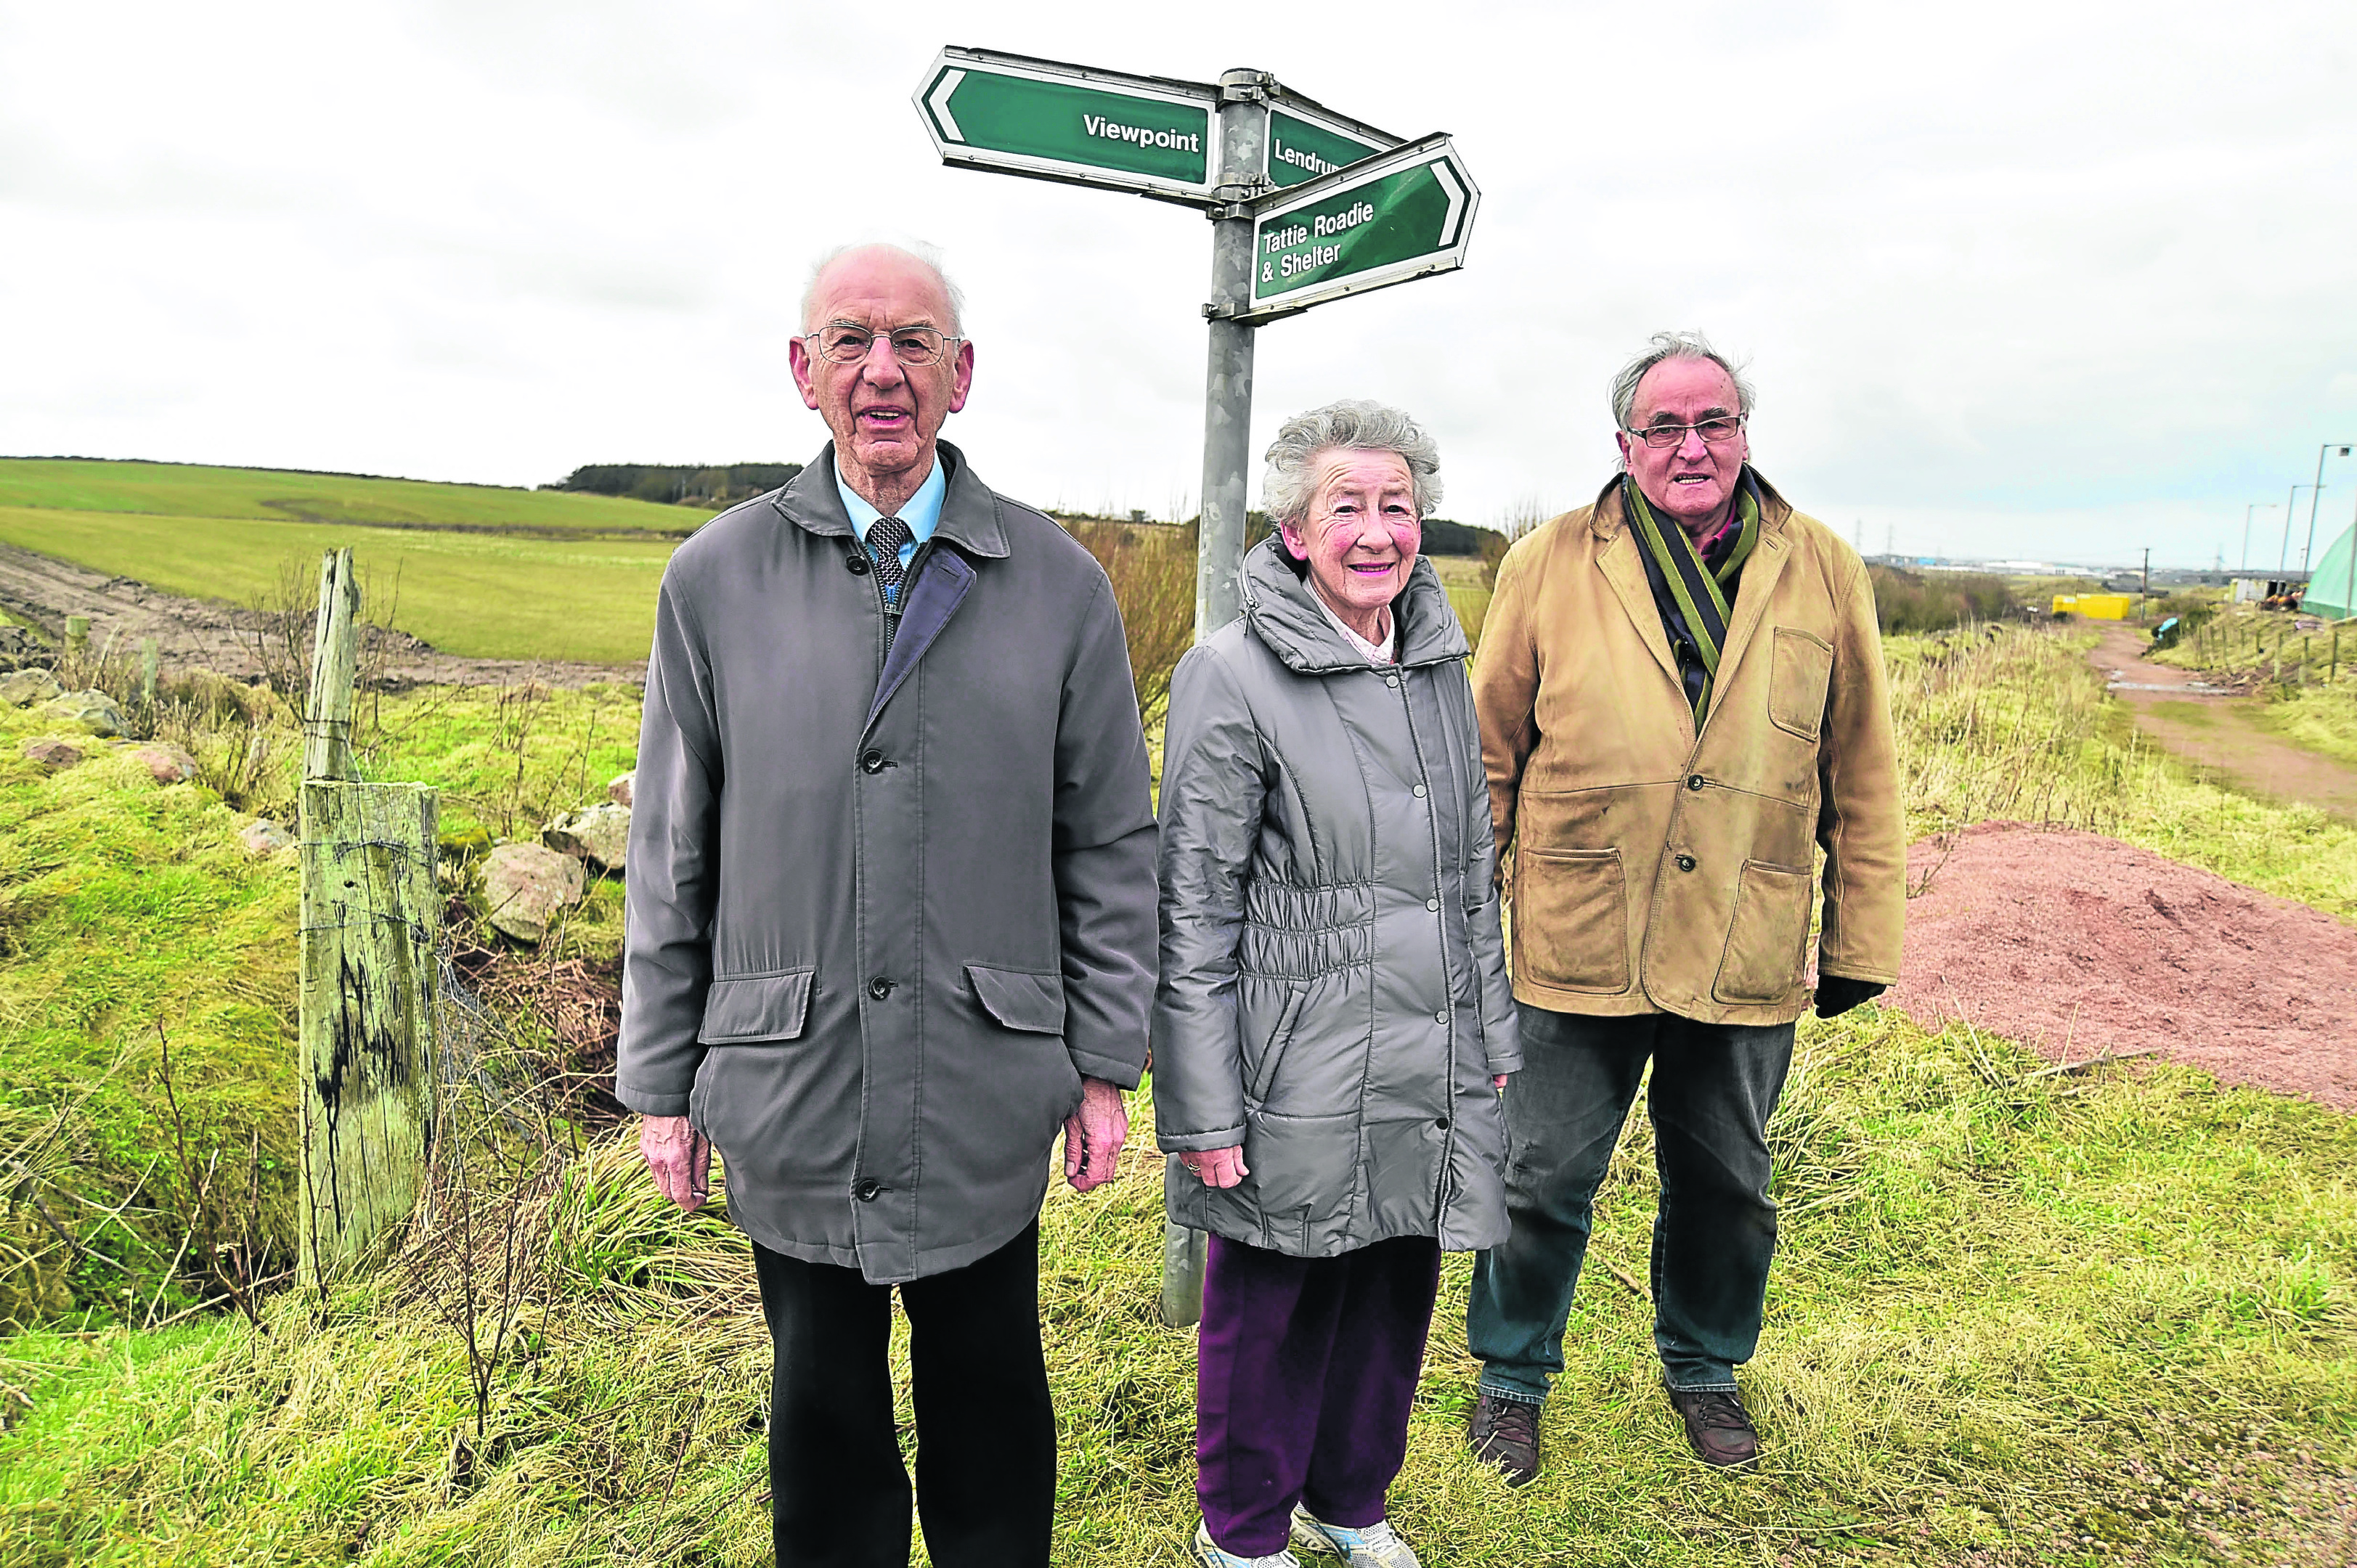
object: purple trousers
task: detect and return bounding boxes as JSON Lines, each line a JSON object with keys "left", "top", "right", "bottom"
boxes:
{"left": 1197, "top": 1233, "right": 1443, "bottom": 1558}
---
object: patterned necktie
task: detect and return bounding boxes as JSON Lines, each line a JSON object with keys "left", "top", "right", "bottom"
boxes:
{"left": 866, "top": 515, "right": 914, "bottom": 606}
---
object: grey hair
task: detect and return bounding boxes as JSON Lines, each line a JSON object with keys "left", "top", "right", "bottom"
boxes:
{"left": 1608, "top": 330, "right": 1756, "bottom": 430}
{"left": 799, "top": 240, "right": 966, "bottom": 335}
{"left": 1260, "top": 400, "right": 1443, "bottom": 526}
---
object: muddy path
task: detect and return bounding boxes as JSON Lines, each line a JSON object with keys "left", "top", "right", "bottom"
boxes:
{"left": 0, "top": 539, "right": 644, "bottom": 690}
{"left": 2089, "top": 622, "right": 2357, "bottom": 820}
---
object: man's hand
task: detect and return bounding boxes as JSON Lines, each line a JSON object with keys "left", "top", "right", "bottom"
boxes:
{"left": 640, "top": 1114, "right": 712, "bottom": 1212}
{"left": 1063, "top": 1077, "right": 1129, "bottom": 1193}
{"left": 1178, "top": 1146, "right": 1250, "bottom": 1189}
{"left": 1815, "top": 976, "right": 1888, "bottom": 1019}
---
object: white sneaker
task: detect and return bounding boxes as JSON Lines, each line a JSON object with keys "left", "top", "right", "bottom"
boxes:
{"left": 1192, "top": 1517, "right": 1302, "bottom": 1568}
{"left": 1289, "top": 1505, "right": 1422, "bottom": 1568}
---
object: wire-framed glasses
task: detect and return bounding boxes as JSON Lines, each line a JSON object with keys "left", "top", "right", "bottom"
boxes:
{"left": 805, "top": 321, "right": 963, "bottom": 367}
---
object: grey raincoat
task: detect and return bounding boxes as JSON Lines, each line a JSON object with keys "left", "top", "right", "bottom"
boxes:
{"left": 1153, "top": 538, "right": 1521, "bottom": 1258}
{"left": 616, "top": 443, "right": 1159, "bottom": 1284}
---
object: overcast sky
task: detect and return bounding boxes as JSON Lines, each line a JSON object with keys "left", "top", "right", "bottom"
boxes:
{"left": 4, "top": 0, "right": 2354, "bottom": 568}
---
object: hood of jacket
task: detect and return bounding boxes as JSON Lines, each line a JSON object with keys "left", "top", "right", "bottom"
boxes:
{"left": 1236, "top": 534, "right": 1469, "bottom": 673}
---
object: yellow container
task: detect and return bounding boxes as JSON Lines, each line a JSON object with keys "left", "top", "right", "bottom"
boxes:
{"left": 2052, "top": 593, "right": 2133, "bottom": 619}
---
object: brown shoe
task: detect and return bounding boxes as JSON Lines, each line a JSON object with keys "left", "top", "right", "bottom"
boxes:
{"left": 1466, "top": 1389, "right": 1541, "bottom": 1487}
{"left": 1666, "top": 1386, "right": 1759, "bottom": 1468}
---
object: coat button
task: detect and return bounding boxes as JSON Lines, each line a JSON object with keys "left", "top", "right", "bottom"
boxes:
{"left": 1436, "top": 1116, "right": 1451, "bottom": 1130}
{"left": 1426, "top": 898, "right": 1441, "bottom": 912}
{"left": 867, "top": 976, "right": 894, "bottom": 1000}
{"left": 844, "top": 551, "right": 871, "bottom": 576}
{"left": 859, "top": 749, "right": 886, "bottom": 774}
{"left": 855, "top": 1178, "right": 882, "bottom": 1201}
{"left": 1688, "top": 774, "right": 1706, "bottom": 791}
{"left": 1385, "top": 674, "right": 1400, "bottom": 687}
{"left": 1412, "top": 783, "right": 1427, "bottom": 798}
{"left": 1434, "top": 1010, "right": 1449, "bottom": 1025}
{"left": 1677, "top": 854, "right": 1698, "bottom": 872}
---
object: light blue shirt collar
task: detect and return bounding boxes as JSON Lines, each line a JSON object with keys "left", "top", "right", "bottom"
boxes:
{"left": 835, "top": 455, "right": 945, "bottom": 570}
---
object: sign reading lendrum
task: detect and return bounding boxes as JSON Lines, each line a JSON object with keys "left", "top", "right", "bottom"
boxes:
{"left": 1263, "top": 101, "right": 1397, "bottom": 189}
{"left": 1242, "top": 134, "right": 1478, "bottom": 321}
{"left": 914, "top": 47, "right": 1219, "bottom": 204}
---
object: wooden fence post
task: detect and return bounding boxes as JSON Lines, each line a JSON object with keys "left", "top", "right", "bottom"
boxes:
{"left": 298, "top": 548, "right": 439, "bottom": 1288}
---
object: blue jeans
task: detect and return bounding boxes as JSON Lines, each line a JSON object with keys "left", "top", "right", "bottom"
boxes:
{"left": 1466, "top": 1005, "right": 1794, "bottom": 1399}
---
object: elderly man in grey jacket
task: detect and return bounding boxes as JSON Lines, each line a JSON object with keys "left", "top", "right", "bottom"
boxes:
{"left": 616, "top": 241, "right": 1159, "bottom": 1568}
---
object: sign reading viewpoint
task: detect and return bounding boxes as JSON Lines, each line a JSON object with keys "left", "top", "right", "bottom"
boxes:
{"left": 914, "top": 48, "right": 1218, "bottom": 203}
{"left": 1265, "top": 107, "right": 1394, "bottom": 188}
{"left": 1246, "top": 135, "right": 1478, "bottom": 319}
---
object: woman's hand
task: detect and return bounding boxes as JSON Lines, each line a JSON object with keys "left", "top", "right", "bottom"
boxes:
{"left": 1494, "top": 1074, "right": 1508, "bottom": 1090}
{"left": 1178, "top": 1146, "right": 1250, "bottom": 1188}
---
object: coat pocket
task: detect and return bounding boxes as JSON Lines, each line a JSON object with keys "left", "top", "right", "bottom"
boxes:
{"left": 697, "top": 968, "right": 815, "bottom": 1045}
{"left": 966, "top": 964, "right": 1067, "bottom": 1036}
{"left": 1515, "top": 846, "right": 1631, "bottom": 994}
{"left": 1242, "top": 1108, "right": 1359, "bottom": 1223}
{"left": 1244, "top": 985, "right": 1308, "bottom": 1105}
{"left": 1769, "top": 626, "right": 1834, "bottom": 742}
{"left": 1711, "top": 859, "right": 1814, "bottom": 1004}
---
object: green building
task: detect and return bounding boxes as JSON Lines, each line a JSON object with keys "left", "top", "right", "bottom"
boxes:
{"left": 2309, "top": 520, "right": 2357, "bottom": 620}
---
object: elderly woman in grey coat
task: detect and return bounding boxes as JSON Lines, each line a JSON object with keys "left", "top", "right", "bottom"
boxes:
{"left": 1155, "top": 401, "right": 1519, "bottom": 1568}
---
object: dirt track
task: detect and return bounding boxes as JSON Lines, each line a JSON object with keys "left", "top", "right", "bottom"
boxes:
{"left": 0, "top": 539, "right": 644, "bottom": 689}
{"left": 2091, "top": 622, "right": 2357, "bottom": 820}
{"left": 1888, "top": 822, "right": 2357, "bottom": 1110}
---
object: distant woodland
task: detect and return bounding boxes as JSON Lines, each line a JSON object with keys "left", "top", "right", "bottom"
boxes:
{"left": 547, "top": 463, "right": 804, "bottom": 508}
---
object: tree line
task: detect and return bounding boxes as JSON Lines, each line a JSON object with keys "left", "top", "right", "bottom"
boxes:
{"left": 546, "top": 463, "right": 805, "bottom": 508}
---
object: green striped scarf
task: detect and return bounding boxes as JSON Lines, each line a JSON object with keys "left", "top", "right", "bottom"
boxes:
{"left": 1622, "top": 474, "right": 1761, "bottom": 719}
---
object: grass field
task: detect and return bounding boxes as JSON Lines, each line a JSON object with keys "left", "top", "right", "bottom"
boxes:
{"left": 2, "top": 573, "right": 2355, "bottom": 1559}
{"left": 0, "top": 460, "right": 695, "bottom": 535}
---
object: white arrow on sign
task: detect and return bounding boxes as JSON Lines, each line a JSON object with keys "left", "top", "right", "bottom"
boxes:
{"left": 1432, "top": 159, "right": 1467, "bottom": 248}
{"left": 927, "top": 68, "right": 967, "bottom": 143}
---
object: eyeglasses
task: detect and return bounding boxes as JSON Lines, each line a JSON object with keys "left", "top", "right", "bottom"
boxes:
{"left": 1625, "top": 415, "right": 1746, "bottom": 449}
{"left": 805, "top": 320, "right": 964, "bottom": 367}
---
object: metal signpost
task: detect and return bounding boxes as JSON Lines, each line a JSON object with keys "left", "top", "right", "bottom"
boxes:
{"left": 914, "top": 45, "right": 1473, "bottom": 640}
{"left": 915, "top": 46, "right": 1479, "bottom": 1326}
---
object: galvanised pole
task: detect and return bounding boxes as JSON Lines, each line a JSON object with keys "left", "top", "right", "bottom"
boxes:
{"left": 2281, "top": 483, "right": 2311, "bottom": 575}
{"left": 2301, "top": 442, "right": 2353, "bottom": 577}
{"left": 1193, "top": 70, "right": 1270, "bottom": 643}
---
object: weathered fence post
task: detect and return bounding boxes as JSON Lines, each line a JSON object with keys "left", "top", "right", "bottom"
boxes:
{"left": 298, "top": 548, "right": 439, "bottom": 1289}
{"left": 63, "top": 615, "right": 89, "bottom": 666}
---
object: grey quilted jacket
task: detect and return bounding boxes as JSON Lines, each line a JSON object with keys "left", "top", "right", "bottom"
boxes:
{"left": 1153, "top": 538, "right": 1520, "bottom": 1257}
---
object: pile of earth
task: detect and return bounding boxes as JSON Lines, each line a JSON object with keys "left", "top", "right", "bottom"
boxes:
{"left": 1886, "top": 822, "right": 2357, "bottom": 1109}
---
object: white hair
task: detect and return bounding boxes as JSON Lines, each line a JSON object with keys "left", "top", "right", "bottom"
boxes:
{"left": 1260, "top": 400, "right": 1443, "bottom": 526}
{"left": 799, "top": 240, "right": 966, "bottom": 335}
{"left": 1609, "top": 330, "right": 1756, "bottom": 429}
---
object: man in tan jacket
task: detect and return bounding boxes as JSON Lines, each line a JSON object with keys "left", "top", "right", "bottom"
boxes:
{"left": 1462, "top": 332, "right": 1902, "bottom": 1478}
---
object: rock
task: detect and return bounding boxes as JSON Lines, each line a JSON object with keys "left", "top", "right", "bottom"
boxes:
{"left": 239, "top": 817, "right": 295, "bottom": 857}
{"left": 43, "top": 689, "right": 125, "bottom": 737}
{"left": 126, "top": 743, "right": 199, "bottom": 785}
{"left": 481, "top": 841, "right": 587, "bottom": 943}
{"left": 1, "top": 668, "right": 62, "bottom": 707}
{"left": 606, "top": 770, "right": 635, "bottom": 808}
{"left": 0, "top": 626, "right": 30, "bottom": 656}
{"left": 544, "top": 801, "right": 630, "bottom": 870}
{"left": 20, "top": 738, "right": 84, "bottom": 769}
{"left": 438, "top": 824, "right": 495, "bottom": 859}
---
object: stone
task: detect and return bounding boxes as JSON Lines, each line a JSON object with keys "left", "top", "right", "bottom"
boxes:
{"left": 0, "top": 668, "right": 62, "bottom": 707}
{"left": 607, "top": 769, "right": 635, "bottom": 808}
{"left": 481, "top": 841, "right": 587, "bottom": 943}
{"left": 20, "top": 737, "right": 84, "bottom": 769}
{"left": 43, "top": 689, "right": 126, "bottom": 737}
{"left": 126, "top": 743, "right": 198, "bottom": 785}
{"left": 544, "top": 801, "right": 630, "bottom": 870}
{"left": 239, "top": 817, "right": 295, "bottom": 857}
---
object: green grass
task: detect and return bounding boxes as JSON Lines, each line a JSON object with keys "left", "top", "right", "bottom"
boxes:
{"left": 2252, "top": 686, "right": 2357, "bottom": 773}
{"left": 1, "top": 1016, "right": 2350, "bottom": 1565}
{"left": 0, "top": 699, "right": 301, "bottom": 1323}
{"left": 0, "top": 506, "right": 675, "bottom": 663}
{"left": 0, "top": 459, "right": 696, "bottom": 535}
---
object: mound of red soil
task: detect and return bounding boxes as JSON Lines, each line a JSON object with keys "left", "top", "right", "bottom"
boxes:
{"left": 1887, "top": 822, "right": 2357, "bottom": 1110}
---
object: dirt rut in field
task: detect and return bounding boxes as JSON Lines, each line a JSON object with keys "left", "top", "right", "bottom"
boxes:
{"left": 1888, "top": 822, "right": 2357, "bottom": 1110}
{"left": 0, "top": 539, "right": 644, "bottom": 689}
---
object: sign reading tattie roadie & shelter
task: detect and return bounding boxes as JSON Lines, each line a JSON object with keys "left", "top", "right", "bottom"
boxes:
{"left": 914, "top": 44, "right": 1478, "bottom": 1329}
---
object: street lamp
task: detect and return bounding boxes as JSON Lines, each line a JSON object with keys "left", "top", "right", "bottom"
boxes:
{"left": 2243, "top": 501, "right": 2276, "bottom": 573}
{"left": 2281, "top": 483, "right": 2317, "bottom": 573}
{"left": 2302, "top": 443, "right": 2355, "bottom": 575}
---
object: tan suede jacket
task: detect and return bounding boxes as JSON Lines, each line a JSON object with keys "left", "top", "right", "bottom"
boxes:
{"left": 1473, "top": 471, "right": 1904, "bottom": 1024}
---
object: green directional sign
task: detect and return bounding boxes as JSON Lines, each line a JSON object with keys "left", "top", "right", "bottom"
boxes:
{"left": 1244, "top": 134, "right": 1478, "bottom": 322}
{"left": 914, "top": 47, "right": 1219, "bottom": 204}
{"left": 1265, "top": 105, "right": 1396, "bottom": 188}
